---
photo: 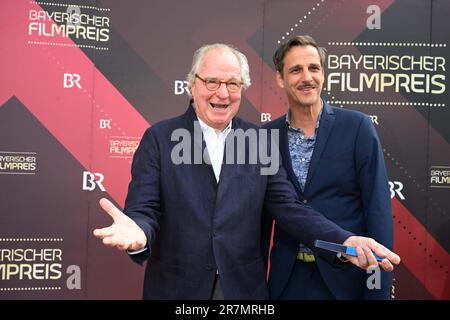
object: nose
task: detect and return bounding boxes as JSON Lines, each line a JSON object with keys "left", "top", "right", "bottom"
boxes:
{"left": 301, "top": 70, "right": 313, "bottom": 82}
{"left": 215, "top": 83, "right": 230, "bottom": 99}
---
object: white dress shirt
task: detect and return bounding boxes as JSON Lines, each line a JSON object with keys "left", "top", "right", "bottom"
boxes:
{"left": 197, "top": 117, "right": 232, "bottom": 182}
{"left": 197, "top": 117, "right": 232, "bottom": 276}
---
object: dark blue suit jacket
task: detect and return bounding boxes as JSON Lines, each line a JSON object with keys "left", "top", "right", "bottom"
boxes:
{"left": 123, "top": 103, "right": 352, "bottom": 299}
{"left": 263, "top": 102, "right": 393, "bottom": 299}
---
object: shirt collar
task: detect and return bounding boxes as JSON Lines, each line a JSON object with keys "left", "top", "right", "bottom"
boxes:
{"left": 197, "top": 116, "right": 232, "bottom": 138}
{"left": 285, "top": 99, "right": 324, "bottom": 131}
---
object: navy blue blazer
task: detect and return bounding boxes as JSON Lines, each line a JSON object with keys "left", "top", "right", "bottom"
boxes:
{"left": 123, "top": 103, "right": 352, "bottom": 299}
{"left": 263, "top": 102, "right": 393, "bottom": 299}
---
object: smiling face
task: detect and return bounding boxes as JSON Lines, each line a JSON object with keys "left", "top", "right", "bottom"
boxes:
{"left": 191, "top": 48, "right": 242, "bottom": 131}
{"left": 276, "top": 45, "right": 324, "bottom": 110}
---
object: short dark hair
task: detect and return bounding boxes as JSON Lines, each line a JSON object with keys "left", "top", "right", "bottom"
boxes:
{"left": 273, "top": 35, "right": 326, "bottom": 76}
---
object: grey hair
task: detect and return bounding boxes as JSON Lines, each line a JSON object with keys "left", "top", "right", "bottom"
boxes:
{"left": 186, "top": 43, "right": 251, "bottom": 97}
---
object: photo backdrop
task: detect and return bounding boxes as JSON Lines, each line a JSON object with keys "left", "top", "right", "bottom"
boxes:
{"left": 0, "top": 0, "right": 449, "bottom": 299}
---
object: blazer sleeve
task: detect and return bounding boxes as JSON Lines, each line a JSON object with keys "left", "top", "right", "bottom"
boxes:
{"left": 355, "top": 116, "right": 394, "bottom": 299}
{"left": 123, "top": 127, "right": 163, "bottom": 265}
{"left": 263, "top": 160, "right": 354, "bottom": 263}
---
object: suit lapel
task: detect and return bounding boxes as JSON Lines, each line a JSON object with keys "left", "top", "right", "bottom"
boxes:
{"left": 184, "top": 103, "right": 217, "bottom": 185}
{"left": 218, "top": 118, "right": 241, "bottom": 185}
{"left": 304, "top": 103, "right": 335, "bottom": 190}
{"left": 279, "top": 120, "right": 303, "bottom": 194}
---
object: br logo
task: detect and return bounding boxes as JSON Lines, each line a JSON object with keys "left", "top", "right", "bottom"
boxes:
{"left": 260, "top": 113, "right": 272, "bottom": 122}
{"left": 82, "top": 171, "right": 106, "bottom": 191}
{"left": 174, "top": 80, "right": 190, "bottom": 95}
{"left": 389, "top": 181, "right": 405, "bottom": 200}
{"left": 64, "top": 73, "right": 82, "bottom": 89}
{"left": 100, "top": 119, "right": 111, "bottom": 129}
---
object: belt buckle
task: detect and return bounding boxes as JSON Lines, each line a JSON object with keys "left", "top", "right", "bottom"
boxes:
{"left": 304, "top": 253, "right": 315, "bottom": 262}
{"left": 297, "top": 252, "right": 315, "bottom": 262}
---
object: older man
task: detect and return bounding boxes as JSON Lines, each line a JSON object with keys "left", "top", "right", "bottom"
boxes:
{"left": 94, "top": 43, "right": 400, "bottom": 299}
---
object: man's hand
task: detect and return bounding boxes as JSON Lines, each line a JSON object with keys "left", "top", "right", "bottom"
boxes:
{"left": 93, "top": 198, "right": 147, "bottom": 251}
{"left": 343, "top": 236, "right": 401, "bottom": 272}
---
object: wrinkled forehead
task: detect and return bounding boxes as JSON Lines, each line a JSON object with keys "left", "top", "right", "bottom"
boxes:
{"left": 284, "top": 45, "right": 321, "bottom": 65}
{"left": 199, "top": 48, "right": 241, "bottom": 76}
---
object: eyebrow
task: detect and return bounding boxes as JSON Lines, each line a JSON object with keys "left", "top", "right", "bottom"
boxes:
{"left": 288, "top": 63, "right": 321, "bottom": 72}
{"left": 288, "top": 65, "right": 301, "bottom": 72}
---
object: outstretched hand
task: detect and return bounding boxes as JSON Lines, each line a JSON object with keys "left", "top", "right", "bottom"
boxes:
{"left": 93, "top": 198, "right": 147, "bottom": 251}
{"left": 343, "top": 236, "right": 401, "bottom": 272}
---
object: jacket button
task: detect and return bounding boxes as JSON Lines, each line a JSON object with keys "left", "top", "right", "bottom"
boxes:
{"left": 303, "top": 199, "right": 308, "bottom": 204}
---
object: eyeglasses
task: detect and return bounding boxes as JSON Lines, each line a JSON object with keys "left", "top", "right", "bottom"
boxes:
{"left": 195, "top": 74, "right": 243, "bottom": 93}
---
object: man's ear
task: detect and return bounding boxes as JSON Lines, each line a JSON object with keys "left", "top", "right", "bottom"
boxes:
{"left": 276, "top": 71, "right": 284, "bottom": 89}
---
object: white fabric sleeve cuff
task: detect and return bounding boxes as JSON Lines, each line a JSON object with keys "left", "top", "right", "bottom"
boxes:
{"left": 127, "top": 246, "right": 148, "bottom": 255}
{"left": 337, "top": 252, "right": 349, "bottom": 263}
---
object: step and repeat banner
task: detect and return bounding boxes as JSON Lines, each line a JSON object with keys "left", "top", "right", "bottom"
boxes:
{"left": 0, "top": 0, "right": 449, "bottom": 299}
